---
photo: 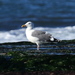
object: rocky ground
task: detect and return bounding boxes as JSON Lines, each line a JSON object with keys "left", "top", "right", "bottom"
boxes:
{"left": 0, "top": 40, "right": 75, "bottom": 75}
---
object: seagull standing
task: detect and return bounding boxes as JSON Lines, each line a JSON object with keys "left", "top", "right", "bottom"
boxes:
{"left": 21, "top": 21, "right": 59, "bottom": 50}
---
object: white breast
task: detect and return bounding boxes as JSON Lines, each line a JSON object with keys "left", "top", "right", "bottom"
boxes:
{"left": 25, "top": 29, "right": 39, "bottom": 43}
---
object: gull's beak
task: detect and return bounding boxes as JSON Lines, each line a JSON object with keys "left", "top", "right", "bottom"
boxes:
{"left": 21, "top": 25, "right": 26, "bottom": 27}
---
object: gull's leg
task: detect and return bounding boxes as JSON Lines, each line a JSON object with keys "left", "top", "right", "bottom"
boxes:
{"left": 37, "top": 44, "right": 40, "bottom": 50}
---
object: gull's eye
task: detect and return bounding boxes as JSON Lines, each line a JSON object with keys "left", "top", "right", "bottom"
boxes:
{"left": 28, "top": 22, "right": 31, "bottom": 24}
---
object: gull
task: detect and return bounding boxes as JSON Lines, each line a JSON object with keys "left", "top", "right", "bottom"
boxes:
{"left": 21, "top": 21, "right": 59, "bottom": 50}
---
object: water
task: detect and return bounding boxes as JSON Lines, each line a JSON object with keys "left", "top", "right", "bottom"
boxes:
{"left": 0, "top": 26, "right": 75, "bottom": 43}
{"left": 0, "top": 41, "right": 75, "bottom": 55}
{"left": 0, "top": 0, "right": 75, "bottom": 43}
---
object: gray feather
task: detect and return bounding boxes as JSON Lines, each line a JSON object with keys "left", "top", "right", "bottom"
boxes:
{"left": 32, "top": 30, "right": 52, "bottom": 42}
{"left": 32, "top": 30, "right": 45, "bottom": 37}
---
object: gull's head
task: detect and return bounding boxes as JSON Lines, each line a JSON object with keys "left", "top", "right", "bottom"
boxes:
{"left": 21, "top": 21, "right": 34, "bottom": 28}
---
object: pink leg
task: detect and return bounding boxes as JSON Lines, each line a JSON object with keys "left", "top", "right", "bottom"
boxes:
{"left": 37, "top": 44, "right": 40, "bottom": 50}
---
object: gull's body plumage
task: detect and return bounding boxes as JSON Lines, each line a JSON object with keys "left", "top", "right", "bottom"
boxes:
{"left": 22, "top": 21, "right": 59, "bottom": 50}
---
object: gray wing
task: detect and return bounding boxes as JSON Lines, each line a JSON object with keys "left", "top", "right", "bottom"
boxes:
{"left": 32, "top": 30, "right": 52, "bottom": 42}
{"left": 32, "top": 30, "right": 46, "bottom": 37}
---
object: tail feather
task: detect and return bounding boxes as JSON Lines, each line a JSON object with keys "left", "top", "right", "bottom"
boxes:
{"left": 54, "top": 38, "right": 60, "bottom": 42}
{"left": 50, "top": 37, "right": 60, "bottom": 42}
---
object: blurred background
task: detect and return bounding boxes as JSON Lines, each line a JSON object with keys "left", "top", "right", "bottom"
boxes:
{"left": 0, "top": 0, "right": 75, "bottom": 43}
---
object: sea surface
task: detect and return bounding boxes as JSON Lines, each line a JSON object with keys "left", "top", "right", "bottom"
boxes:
{"left": 0, "top": 0, "right": 75, "bottom": 43}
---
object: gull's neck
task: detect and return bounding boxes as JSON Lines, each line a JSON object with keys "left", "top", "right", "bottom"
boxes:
{"left": 26, "top": 26, "right": 33, "bottom": 38}
{"left": 26, "top": 26, "right": 33, "bottom": 30}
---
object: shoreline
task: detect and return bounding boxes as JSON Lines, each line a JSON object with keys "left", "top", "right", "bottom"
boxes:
{"left": 0, "top": 40, "right": 75, "bottom": 55}
{"left": 0, "top": 40, "right": 75, "bottom": 72}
